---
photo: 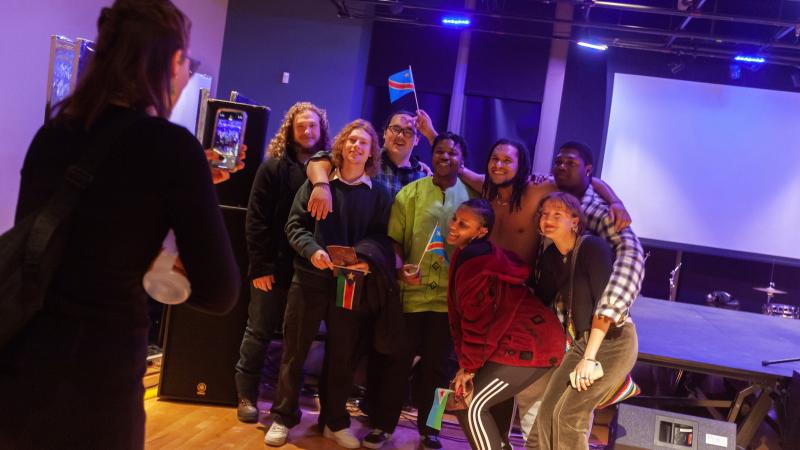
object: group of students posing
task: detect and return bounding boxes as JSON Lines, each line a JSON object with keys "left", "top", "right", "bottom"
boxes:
{"left": 234, "top": 102, "right": 646, "bottom": 450}
{"left": 2, "top": 2, "right": 643, "bottom": 448}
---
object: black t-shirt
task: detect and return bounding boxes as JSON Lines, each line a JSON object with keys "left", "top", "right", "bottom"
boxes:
{"left": 16, "top": 106, "right": 239, "bottom": 329}
{"left": 536, "top": 234, "right": 613, "bottom": 334}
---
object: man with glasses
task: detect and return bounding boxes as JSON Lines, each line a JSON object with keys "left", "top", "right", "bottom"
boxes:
{"left": 305, "top": 109, "right": 436, "bottom": 219}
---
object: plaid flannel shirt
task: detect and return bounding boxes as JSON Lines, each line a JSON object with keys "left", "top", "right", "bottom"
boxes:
{"left": 581, "top": 185, "right": 645, "bottom": 325}
{"left": 310, "top": 149, "right": 426, "bottom": 199}
{"left": 374, "top": 150, "right": 427, "bottom": 198}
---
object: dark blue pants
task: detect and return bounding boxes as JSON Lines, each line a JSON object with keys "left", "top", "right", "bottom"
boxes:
{"left": 234, "top": 284, "right": 288, "bottom": 400}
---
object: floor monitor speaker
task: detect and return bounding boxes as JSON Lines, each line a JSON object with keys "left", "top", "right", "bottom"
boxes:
{"left": 609, "top": 403, "right": 736, "bottom": 450}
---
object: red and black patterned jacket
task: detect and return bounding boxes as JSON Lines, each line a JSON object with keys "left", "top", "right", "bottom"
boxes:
{"left": 448, "top": 240, "right": 565, "bottom": 372}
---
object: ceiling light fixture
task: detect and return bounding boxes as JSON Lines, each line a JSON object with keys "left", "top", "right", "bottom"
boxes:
{"left": 734, "top": 55, "right": 766, "bottom": 64}
{"left": 577, "top": 41, "right": 609, "bottom": 51}
{"left": 442, "top": 17, "right": 471, "bottom": 27}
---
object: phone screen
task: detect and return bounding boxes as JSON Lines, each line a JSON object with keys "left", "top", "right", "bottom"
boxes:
{"left": 212, "top": 110, "right": 246, "bottom": 170}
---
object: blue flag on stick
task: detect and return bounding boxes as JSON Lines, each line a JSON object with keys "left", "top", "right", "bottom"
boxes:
{"left": 388, "top": 68, "right": 415, "bottom": 103}
{"left": 423, "top": 224, "right": 448, "bottom": 262}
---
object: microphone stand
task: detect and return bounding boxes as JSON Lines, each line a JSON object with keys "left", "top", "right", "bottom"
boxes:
{"left": 761, "top": 262, "right": 799, "bottom": 367}
{"left": 668, "top": 259, "right": 682, "bottom": 302}
{"left": 762, "top": 357, "right": 800, "bottom": 367}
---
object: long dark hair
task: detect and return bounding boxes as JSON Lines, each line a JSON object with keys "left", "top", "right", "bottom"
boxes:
{"left": 52, "top": 0, "right": 191, "bottom": 129}
{"left": 481, "top": 138, "right": 532, "bottom": 213}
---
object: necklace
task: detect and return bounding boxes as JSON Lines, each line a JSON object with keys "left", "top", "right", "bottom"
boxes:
{"left": 495, "top": 197, "right": 509, "bottom": 207}
{"left": 561, "top": 235, "right": 579, "bottom": 263}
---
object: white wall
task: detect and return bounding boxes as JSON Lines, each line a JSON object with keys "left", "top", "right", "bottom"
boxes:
{"left": 603, "top": 73, "right": 800, "bottom": 261}
{"left": 0, "top": 0, "right": 228, "bottom": 233}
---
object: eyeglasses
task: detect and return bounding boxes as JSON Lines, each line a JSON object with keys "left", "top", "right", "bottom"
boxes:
{"left": 387, "top": 125, "right": 416, "bottom": 138}
{"left": 188, "top": 57, "right": 201, "bottom": 76}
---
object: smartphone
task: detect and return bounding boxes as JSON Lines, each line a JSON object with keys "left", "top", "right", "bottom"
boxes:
{"left": 210, "top": 108, "right": 247, "bottom": 170}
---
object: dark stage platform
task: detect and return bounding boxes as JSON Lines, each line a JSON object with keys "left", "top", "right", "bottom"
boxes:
{"left": 631, "top": 296, "right": 800, "bottom": 447}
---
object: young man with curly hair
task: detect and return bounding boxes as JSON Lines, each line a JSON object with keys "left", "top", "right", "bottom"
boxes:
{"left": 235, "top": 101, "right": 330, "bottom": 423}
{"left": 268, "top": 120, "right": 393, "bottom": 448}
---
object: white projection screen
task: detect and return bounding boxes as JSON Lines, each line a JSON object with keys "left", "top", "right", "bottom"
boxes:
{"left": 602, "top": 73, "right": 800, "bottom": 261}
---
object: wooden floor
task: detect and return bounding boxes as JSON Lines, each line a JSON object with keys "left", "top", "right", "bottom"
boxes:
{"left": 144, "top": 384, "right": 614, "bottom": 449}
{"left": 145, "top": 394, "right": 477, "bottom": 450}
{"left": 143, "top": 353, "right": 781, "bottom": 450}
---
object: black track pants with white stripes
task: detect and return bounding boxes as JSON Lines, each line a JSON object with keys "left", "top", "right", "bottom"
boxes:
{"left": 454, "top": 362, "right": 551, "bottom": 450}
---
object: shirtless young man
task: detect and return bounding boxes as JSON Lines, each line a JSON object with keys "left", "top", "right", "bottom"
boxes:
{"left": 459, "top": 139, "right": 630, "bottom": 267}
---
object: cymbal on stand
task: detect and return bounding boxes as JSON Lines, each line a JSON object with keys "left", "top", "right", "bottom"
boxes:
{"left": 753, "top": 286, "right": 787, "bottom": 295}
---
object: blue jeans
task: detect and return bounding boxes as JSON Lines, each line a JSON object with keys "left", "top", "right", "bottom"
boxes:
{"left": 234, "top": 284, "right": 288, "bottom": 400}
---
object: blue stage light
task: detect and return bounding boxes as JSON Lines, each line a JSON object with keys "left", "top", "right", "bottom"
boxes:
{"left": 442, "top": 17, "right": 471, "bottom": 27}
{"left": 577, "top": 41, "right": 608, "bottom": 51}
{"left": 734, "top": 55, "right": 766, "bottom": 64}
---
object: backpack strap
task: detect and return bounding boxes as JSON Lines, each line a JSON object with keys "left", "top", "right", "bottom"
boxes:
{"left": 566, "top": 234, "right": 588, "bottom": 332}
{"left": 22, "top": 112, "right": 145, "bottom": 300}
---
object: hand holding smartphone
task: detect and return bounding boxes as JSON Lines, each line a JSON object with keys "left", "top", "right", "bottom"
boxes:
{"left": 569, "top": 361, "right": 604, "bottom": 389}
{"left": 210, "top": 108, "right": 247, "bottom": 171}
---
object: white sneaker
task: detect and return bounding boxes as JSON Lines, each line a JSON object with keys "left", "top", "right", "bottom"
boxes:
{"left": 323, "top": 425, "right": 360, "bottom": 449}
{"left": 264, "top": 422, "right": 289, "bottom": 446}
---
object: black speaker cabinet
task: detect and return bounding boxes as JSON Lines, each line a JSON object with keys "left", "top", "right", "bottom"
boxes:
{"left": 158, "top": 206, "right": 250, "bottom": 405}
{"left": 785, "top": 371, "right": 800, "bottom": 449}
{"left": 609, "top": 404, "right": 737, "bottom": 450}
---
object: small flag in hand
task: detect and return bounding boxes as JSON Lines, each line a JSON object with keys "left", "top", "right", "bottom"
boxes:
{"left": 336, "top": 268, "right": 364, "bottom": 310}
{"left": 423, "top": 224, "right": 448, "bottom": 262}
{"left": 388, "top": 69, "right": 415, "bottom": 103}
{"left": 426, "top": 387, "right": 453, "bottom": 430}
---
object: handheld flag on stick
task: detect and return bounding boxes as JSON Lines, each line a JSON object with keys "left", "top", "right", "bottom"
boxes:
{"left": 336, "top": 268, "right": 364, "bottom": 310}
{"left": 417, "top": 223, "right": 448, "bottom": 267}
{"left": 426, "top": 388, "right": 453, "bottom": 430}
{"left": 388, "top": 66, "right": 420, "bottom": 111}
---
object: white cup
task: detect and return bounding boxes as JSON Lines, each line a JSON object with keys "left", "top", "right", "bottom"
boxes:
{"left": 402, "top": 263, "right": 420, "bottom": 278}
{"left": 143, "top": 230, "right": 191, "bottom": 305}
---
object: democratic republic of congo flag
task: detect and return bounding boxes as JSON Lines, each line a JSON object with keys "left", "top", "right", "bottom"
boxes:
{"left": 423, "top": 223, "right": 448, "bottom": 262}
{"left": 388, "top": 68, "right": 415, "bottom": 103}
{"left": 426, "top": 387, "right": 453, "bottom": 430}
{"left": 336, "top": 267, "right": 364, "bottom": 310}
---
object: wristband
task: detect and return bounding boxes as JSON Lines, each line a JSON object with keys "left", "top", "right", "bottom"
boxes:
{"left": 312, "top": 182, "right": 330, "bottom": 189}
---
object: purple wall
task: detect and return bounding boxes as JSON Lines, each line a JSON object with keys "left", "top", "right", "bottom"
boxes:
{"left": 0, "top": 0, "right": 229, "bottom": 233}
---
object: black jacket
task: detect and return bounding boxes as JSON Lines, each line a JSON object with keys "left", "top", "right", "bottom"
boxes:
{"left": 355, "top": 235, "right": 404, "bottom": 355}
{"left": 245, "top": 147, "right": 307, "bottom": 288}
